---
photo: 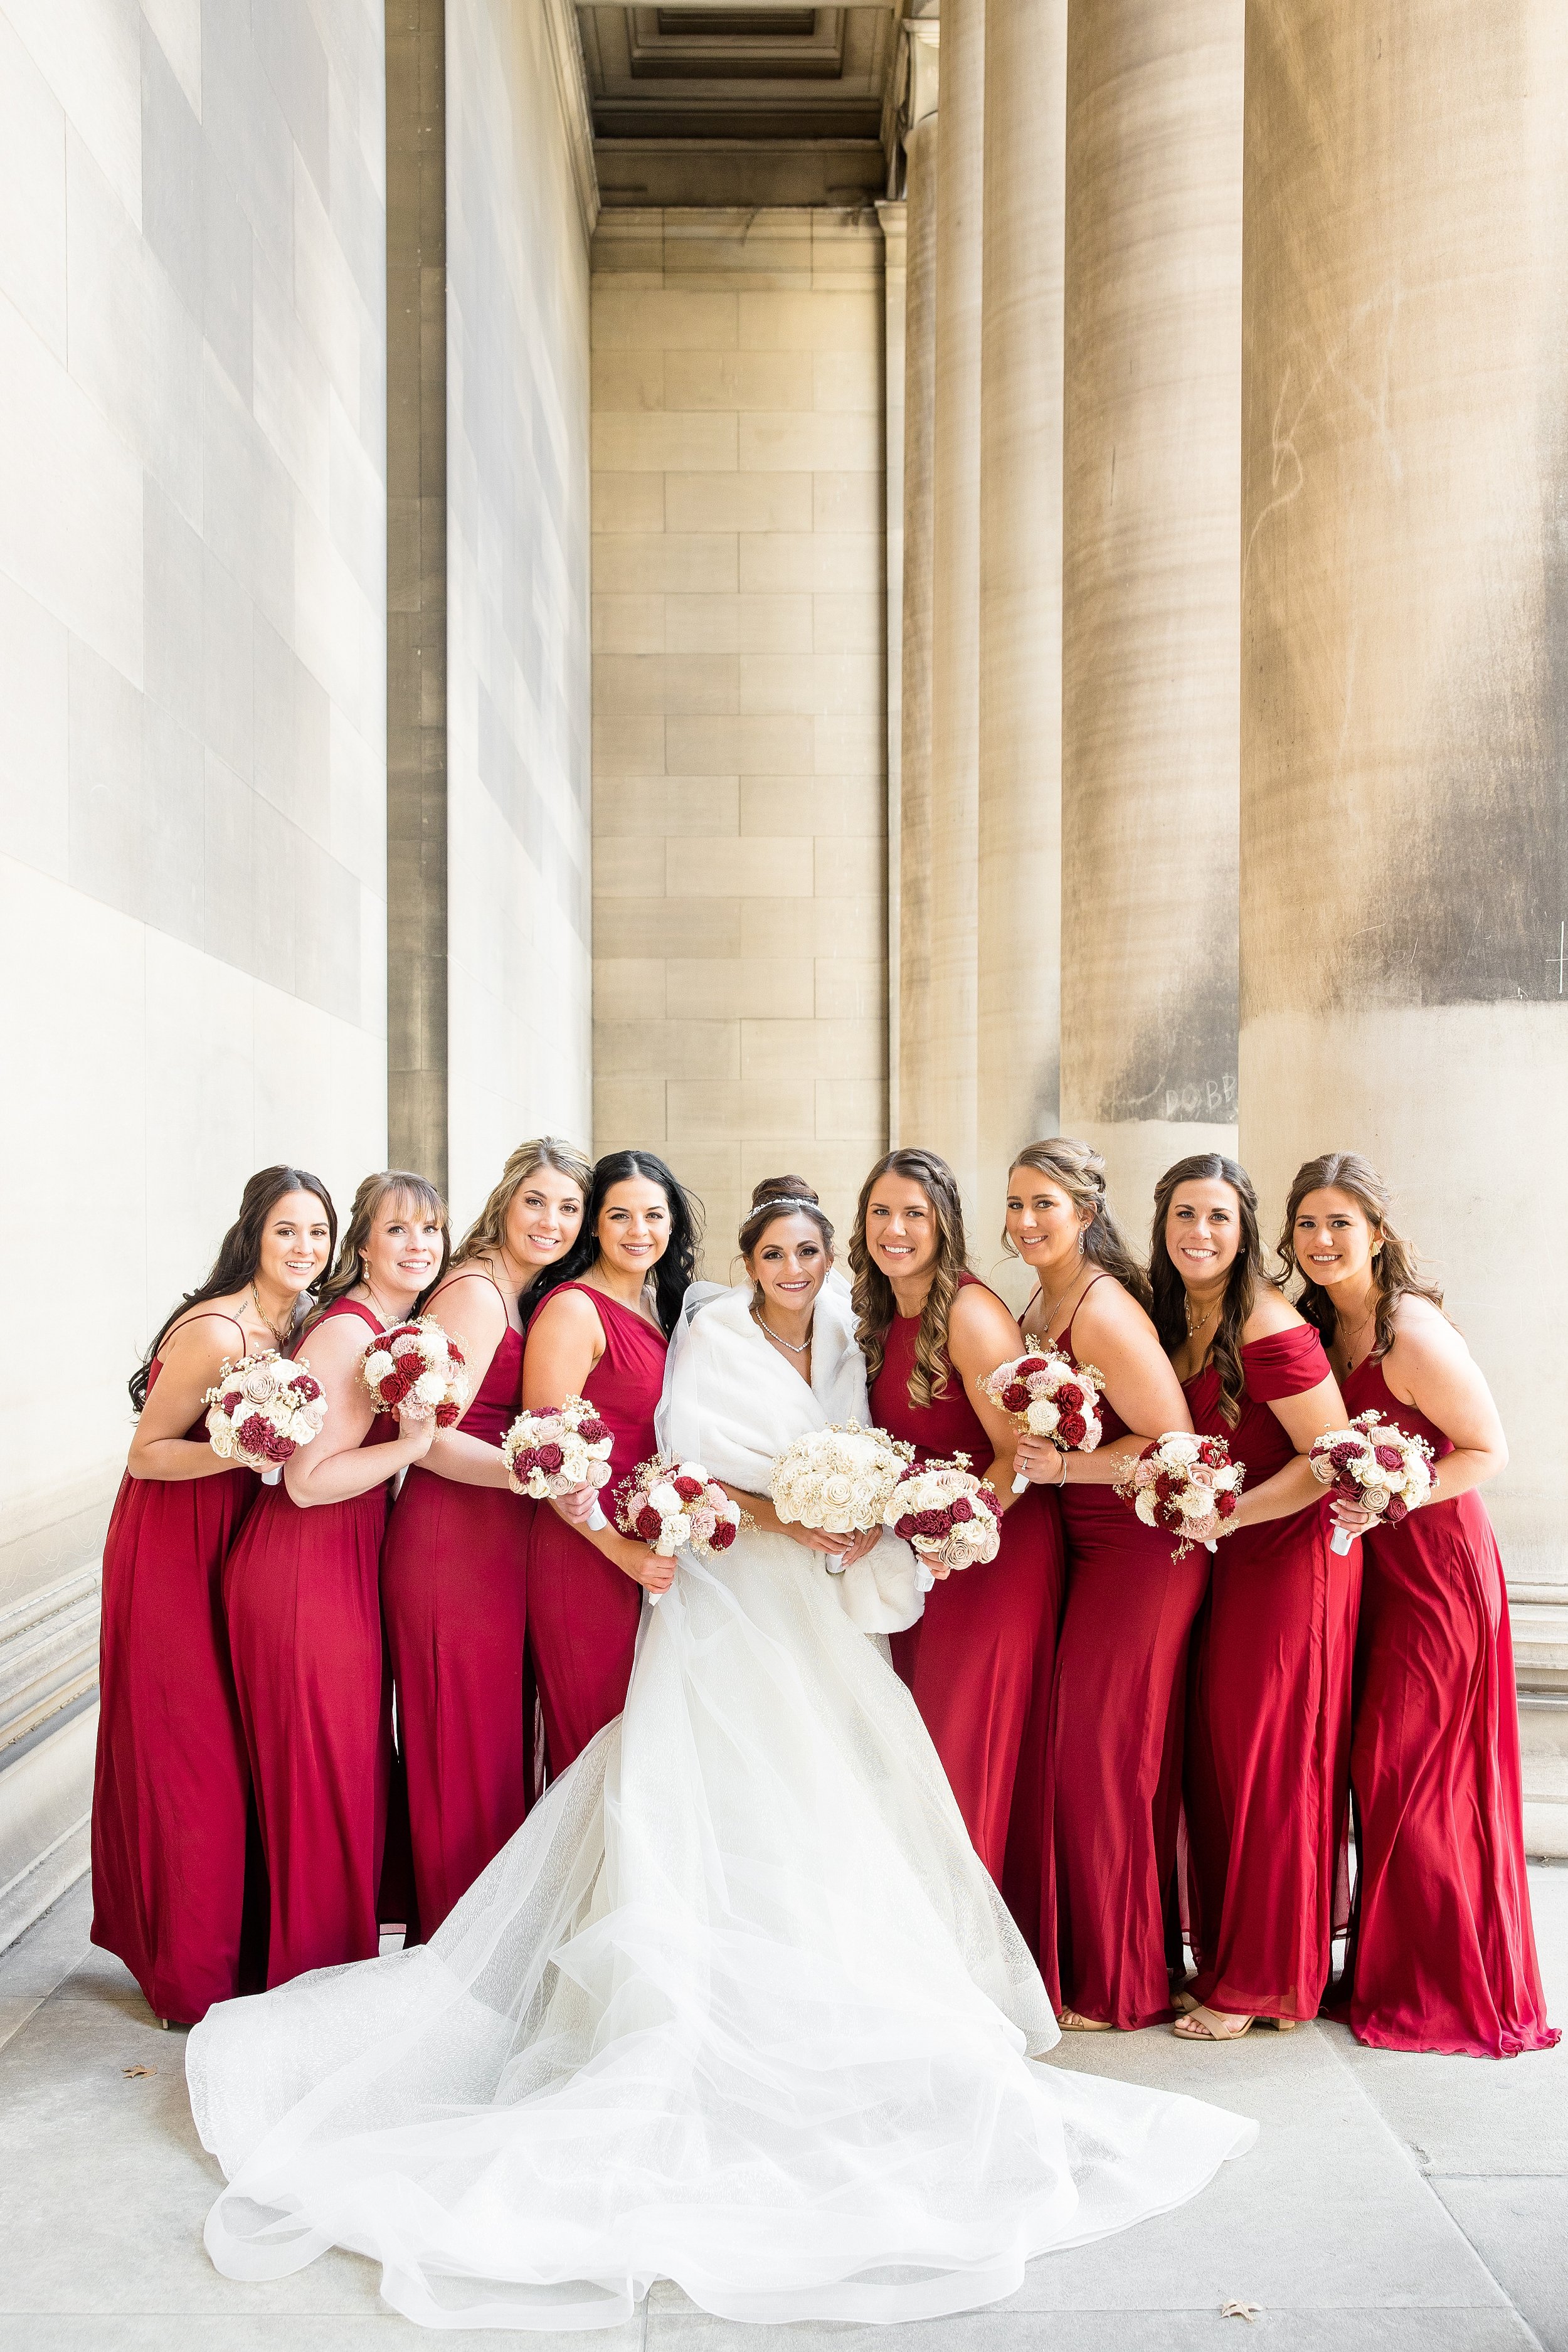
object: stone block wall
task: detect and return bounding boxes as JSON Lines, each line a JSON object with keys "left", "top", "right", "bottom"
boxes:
{"left": 589, "top": 208, "right": 887, "bottom": 1270}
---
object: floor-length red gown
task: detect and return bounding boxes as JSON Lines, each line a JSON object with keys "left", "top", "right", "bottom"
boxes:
{"left": 223, "top": 1299, "right": 396, "bottom": 1988}
{"left": 870, "top": 1275, "right": 1063, "bottom": 1888}
{"left": 1182, "top": 1326, "right": 1360, "bottom": 2020}
{"left": 90, "top": 1320, "right": 258, "bottom": 2023}
{"left": 1334, "top": 1355, "right": 1557, "bottom": 2056}
{"left": 524, "top": 1285, "right": 668, "bottom": 1777}
{"left": 383, "top": 1274, "right": 531, "bottom": 1936}
{"left": 1044, "top": 1275, "right": 1209, "bottom": 2028}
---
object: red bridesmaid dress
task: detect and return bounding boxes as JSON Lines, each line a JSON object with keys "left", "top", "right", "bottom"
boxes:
{"left": 90, "top": 1316, "right": 258, "bottom": 2023}
{"left": 524, "top": 1285, "right": 668, "bottom": 1776}
{"left": 1044, "top": 1273, "right": 1207, "bottom": 2028}
{"left": 869, "top": 1274, "right": 1064, "bottom": 1887}
{"left": 382, "top": 1273, "right": 531, "bottom": 1936}
{"left": 1182, "top": 1326, "right": 1360, "bottom": 2020}
{"left": 222, "top": 1299, "right": 396, "bottom": 1987}
{"left": 1334, "top": 1356, "right": 1557, "bottom": 2056}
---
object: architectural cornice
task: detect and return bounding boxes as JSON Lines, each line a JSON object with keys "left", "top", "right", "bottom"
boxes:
{"left": 544, "top": 0, "right": 601, "bottom": 241}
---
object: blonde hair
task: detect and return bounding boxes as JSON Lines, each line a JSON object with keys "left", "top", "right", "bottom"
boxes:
{"left": 849, "top": 1148, "right": 969, "bottom": 1407}
{"left": 311, "top": 1170, "right": 450, "bottom": 1322}
{"left": 1007, "top": 1138, "right": 1153, "bottom": 1313}
{"left": 453, "top": 1137, "right": 591, "bottom": 1269}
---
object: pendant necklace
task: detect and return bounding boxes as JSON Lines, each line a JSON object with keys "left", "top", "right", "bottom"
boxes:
{"left": 752, "top": 1305, "right": 813, "bottom": 1356}
{"left": 251, "top": 1281, "right": 292, "bottom": 1355}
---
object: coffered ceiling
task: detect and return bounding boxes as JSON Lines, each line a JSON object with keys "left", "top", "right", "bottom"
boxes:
{"left": 576, "top": 3, "right": 908, "bottom": 207}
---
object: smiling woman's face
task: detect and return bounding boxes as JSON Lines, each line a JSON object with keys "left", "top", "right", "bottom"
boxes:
{"left": 595, "top": 1177, "right": 671, "bottom": 1279}
{"left": 1164, "top": 1178, "right": 1242, "bottom": 1290}
{"left": 746, "top": 1212, "right": 829, "bottom": 1315}
{"left": 862, "top": 1175, "right": 940, "bottom": 1285}
{"left": 1293, "top": 1187, "right": 1378, "bottom": 1289}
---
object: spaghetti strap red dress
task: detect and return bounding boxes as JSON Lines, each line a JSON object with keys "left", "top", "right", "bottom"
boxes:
{"left": 524, "top": 1285, "right": 668, "bottom": 1777}
{"left": 1182, "top": 1326, "right": 1360, "bottom": 2020}
{"left": 91, "top": 1316, "right": 258, "bottom": 2023}
{"left": 223, "top": 1299, "right": 396, "bottom": 1987}
{"left": 1334, "top": 1356, "right": 1557, "bottom": 2055}
{"left": 1044, "top": 1277, "right": 1208, "bottom": 2028}
{"left": 869, "top": 1274, "right": 1063, "bottom": 1887}
{"left": 382, "top": 1278, "right": 531, "bottom": 1936}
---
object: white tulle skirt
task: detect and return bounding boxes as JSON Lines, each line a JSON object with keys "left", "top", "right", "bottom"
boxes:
{"left": 187, "top": 1532, "right": 1256, "bottom": 2330}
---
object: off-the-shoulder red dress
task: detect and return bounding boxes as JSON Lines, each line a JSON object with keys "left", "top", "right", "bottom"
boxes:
{"left": 524, "top": 1285, "right": 667, "bottom": 1776}
{"left": 1334, "top": 1355, "right": 1557, "bottom": 2055}
{"left": 1182, "top": 1324, "right": 1359, "bottom": 2019}
{"left": 91, "top": 1318, "right": 258, "bottom": 2023}
{"left": 382, "top": 1274, "right": 532, "bottom": 1936}
{"left": 222, "top": 1299, "right": 396, "bottom": 1986}
{"left": 869, "top": 1274, "right": 1063, "bottom": 1888}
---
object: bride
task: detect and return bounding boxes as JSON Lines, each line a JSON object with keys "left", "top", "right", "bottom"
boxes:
{"left": 187, "top": 1177, "right": 1256, "bottom": 2331}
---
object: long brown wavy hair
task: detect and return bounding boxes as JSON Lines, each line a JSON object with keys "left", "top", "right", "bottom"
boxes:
{"left": 1278, "top": 1150, "right": 1446, "bottom": 1360}
{"left": 130, "top": 1165, "right": 336, "bottom": 1410}
{"left": 850, "top": 1148, "right": 968, "bottom": 1406}
{"left": 452, "top": 1137, "right": 592, "bottom": 1277}
{"left": 309, "top": 1170, "right": 451, "bottom": 1325}
{"left": 1148, "top": 1154, "right": 1266, "bottom": 1428}
{"left": 1006, "top": 1138, "right": 1153, "bottom": 1314}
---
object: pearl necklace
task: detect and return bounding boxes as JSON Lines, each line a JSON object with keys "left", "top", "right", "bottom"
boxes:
{"left": 751, "top": 1305, "right": 813, "bottom": 1356}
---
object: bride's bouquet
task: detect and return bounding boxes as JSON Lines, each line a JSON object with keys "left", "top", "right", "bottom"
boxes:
{"left": 614, "top": 1457, "right": 744, "bottom": 1593}
{"left": 770, "top": 1423, "right": 913, "bottom": 1569}
{"left": 205, "top": 1353, "right": 327, "bottom": 1481}
{"left": 1310, "top": 1412, "right": 1436, "bottom": 1554}
{"left": 981, "top": 1347, "right": 1104, "bottom": 1492}
{"left": 502, "top": 1396, "right": 615, "bottom": 1528}
{"left": 884, "top": 1453, "right": 1002, "bottom": 1574}
{"left": 359, "top": 1318, "right": 469, "bottom": 1427}
{"left": 1114, "top": 1432, "right": 1244, "bottom": 1557}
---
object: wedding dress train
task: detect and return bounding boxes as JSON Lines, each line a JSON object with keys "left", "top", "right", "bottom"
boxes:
{"left": 187, "top": 1281, "right": 1255, "bottom": 2329}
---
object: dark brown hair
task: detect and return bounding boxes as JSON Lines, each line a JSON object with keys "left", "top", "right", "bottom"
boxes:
{"left": 738, "top": 1173, "right": 834, "bottom": 1261}
{"left": 1007, "top": 1138, "right": 1153, "bottom": 1313}
{"left": 849, "top": 1148, "right": 968, "bottom": 1406}
{"left": 525, "top": 1150, "right": 702, "bottom": 1336}
{"left": 311, "top": 1170, "right": 451, "bottom": 1322}
{"left": 1149, "top": 1153, "right": 1267, "bottom": 1428}
{"left": 130, "top": 1165, "right": 337, "bottom": 1410}
{"left": 1278, "top": 1151, "right": 1445, "bottom": 1359}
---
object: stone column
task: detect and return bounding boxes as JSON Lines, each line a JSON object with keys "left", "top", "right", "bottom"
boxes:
{"left": 977, "top": 0, "right": 1067, "bottom": 1229}
{"left": 1058, "top": 0, "right": 1244, "bottom": 1226}
{"left": 876, "top": 194, "right": 908, "bottom": 1148}
{"left": 926, "top": 0, "right": 985, "bottom": 1214}
{"left": 1241, "top": 0, "right": 1568, "bottom": 1855}
{"left": 896, "top": 92, "right": 940, "bottom": 1152}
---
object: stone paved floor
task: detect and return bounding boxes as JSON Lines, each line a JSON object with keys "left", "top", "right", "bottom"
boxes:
{"left": 1, "top": 1870, "right": 1563, "bottom": 2352}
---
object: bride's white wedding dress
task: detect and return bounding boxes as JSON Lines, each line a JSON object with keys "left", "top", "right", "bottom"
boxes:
{"left": 187, "top": 1279, "right": 1256, "bottom": 2331}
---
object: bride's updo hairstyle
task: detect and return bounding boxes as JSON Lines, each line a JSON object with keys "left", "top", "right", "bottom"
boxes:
{"left": 849, "top": 1147, "right": 968, "bottom": 1407}
{"left": 1007, "top": 1137, "right": 1152, "bottom": 1315}
{"left": 1278, "top": 1149, "right": 1444, "bottom": 1361}
{"left": 738, "top": 1173, "right": 834, "bottom": 1265}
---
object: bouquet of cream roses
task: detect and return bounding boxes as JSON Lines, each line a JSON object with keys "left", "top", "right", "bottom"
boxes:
{"left": 205, "top": 1353, "right": 327, "bottom": 1482}
{"left": 980, "top": 1347, "right": 1104, "bottom": 1492}
{"left": 884, "top": 1453, "right": 1003, "bottom": 1574}
{"left": 1310, "top": 1412, "right": 1435, "bottom": 1554}
{"left": 769, "top": 1423, "right": 913, "bottom": 1566}
{"left": 359, "top": 1318, "right": 469, "bottom": 1427}
{"left": 501, "top": 1396, "right": 615, "bottom": 1528}
{"left": 1113, "top": 1431, "right": 1244, "bottom": 1557}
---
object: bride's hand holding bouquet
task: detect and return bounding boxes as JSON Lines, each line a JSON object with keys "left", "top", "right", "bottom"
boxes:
{"left": 769, "top": 1423, "right": 913, "bottom": 1571}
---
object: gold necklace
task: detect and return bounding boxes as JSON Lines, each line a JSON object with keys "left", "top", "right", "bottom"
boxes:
{"left": 251, "top": 1281, "right": 292, "bottom": 1353}
{"left": 1037, "top": 1253, "right": 1087, "bottom": 1336}
{"left": 1184, "top": 1292, "right": 1222, "bottom": 1338}
{"left": 1338, "top": 1298, "right": 1378, "bottom": 1364}
{"left": 361, "top": 1278, "right": 400, "bottom": 1330}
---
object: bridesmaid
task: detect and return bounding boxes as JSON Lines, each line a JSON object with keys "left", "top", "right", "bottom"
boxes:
{"left": 1286, "top": 1151, "right": 1557, "bottom": 2057}
{"left": 382, "top": 1138, "right": 590, "bottom": 1936}
{"left": 522, "top": 1151, "right": 699, "bottom": 1774}
{"left": 1009, "top": 1139, "right": 1197, "bottom": 2032}
{"left": 92, "top": 1168, "right": 335, "bottom": 2025}
{"left": 224, "top": 1172, "right": 448, "bottom": 1986}
{"left": 1149, "top": 1154, "right": 1357, "bottom": 2042}
{"left": 850, "top": 1148, "right": 1061, "bottom": 1888}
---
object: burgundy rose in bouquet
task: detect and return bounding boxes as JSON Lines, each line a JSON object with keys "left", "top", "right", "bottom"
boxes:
{"left": 1309, "top": 1411, "right": 1435, "bottom": 1555}
{"left": 980, "top": 1348, "right": 1104, "bottom": 1493}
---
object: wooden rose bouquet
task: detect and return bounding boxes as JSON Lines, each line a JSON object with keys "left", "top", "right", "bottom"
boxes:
{"left": 770, "top": 1423, "right": 913, "bottom": 1569}
{"left": 205, "top": 1353, "right": 327, "bottom": 1483}
{"left": 359, "top": 1318, "right": 469, "bottom": 1426}
{"left": 1309, "top": 1412, "right": 1436, "bottom": 1554}
{"left": 1113, "top": 1432, "right": 1244, "bottom": 1557}
{"left": 502, "top": 1396, "right": 616, "bottom": 1528}
{"left": 613, "top": 1456, "right": 746, "bottom": 1604}
{"left": 883, "top": 1453, "right": 1002, "bottom": 1575}
{"left": 980, "top": 1348, "right": 1104, "bottom": 1493}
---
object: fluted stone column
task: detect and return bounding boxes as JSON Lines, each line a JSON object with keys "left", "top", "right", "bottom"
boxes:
{"left": 1059, "top": 0, "right": 1244, "bottom": 1226}
{"left": 877, "top": 194, "right": 908, "bottom": 1148}
{"left": 1241, "top": 0, "right": 1568, "bottom": 1854}
{"left": 897, "top": 99, "right": 940, "bottom": 1151}
{"left": 926, "top": 0, "right": 985, "bottom": 1214}
{"left": 977, "top": 0, "right": 1067, "bottom": 1227}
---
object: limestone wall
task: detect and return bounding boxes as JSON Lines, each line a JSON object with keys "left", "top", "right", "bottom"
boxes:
{"left": 0, "top": 0, "right": 387, "bottom": 1933}
{"left": 442, "top": 0, "right": 594, "bottom": 1223}
{"left": 589, "top": 208, "right": 887, "bottom": 1267}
